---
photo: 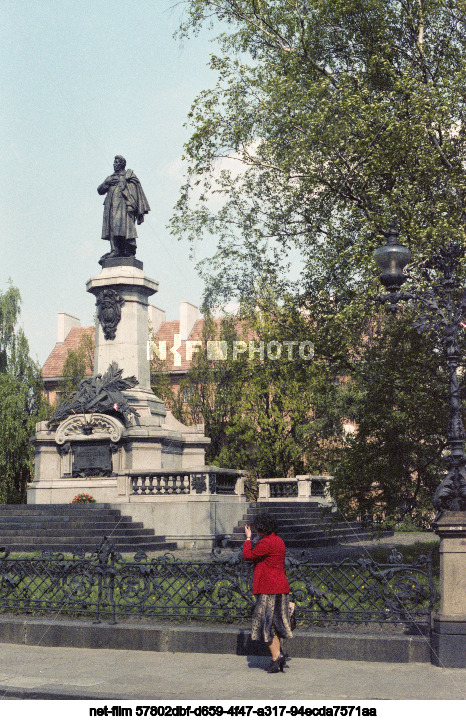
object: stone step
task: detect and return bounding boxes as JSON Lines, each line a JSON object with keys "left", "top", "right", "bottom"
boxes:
{"left": 231, "top": 519, "right": 361, "bottom": 533}
{"left": 245, "top": 506, "right": 330, "bottom": 511}
{"left": 228, "top": 531, "right": 375, "bottom": 548}
{"left": 0, "top": 521, "right": 147, "bottom": 531}
{"left": 0, "top": 527, "right": 157, "bottom": 538}
{"left": 228, "top": 499, "right": 379, "bottom": 548}
{"left": 0, "top": 505, "right": 175, "bottom": 554}
{"left": 0, "top": 514, "right": 125, "bottom": 523}
{"left": 249, "top": 496, "right": 321, "bottom": 509}
{"left": 0, "top": 504, "right": 115, "bottom": 513}
{"left": 0, "top": 533, "right": 166, "bottom": 545}
{"left": 0, "top": 541, "right": 177, "bottom": 553}
{"left": 229, "top": 526, "right": 373, "bottom": 541}
{"left": 237, "top": 511, "right": 331, "bottom": 521}
{"left": 0, "top": 515, "right": 139, "bottom": 526}
{"left": 0, "top": 513, "right": 137, "bottom": 522}
{"left": 242, "top": 504, "right": 329, "bottom": 511}
{"left": 239, "top": 508, "right": 336, "bottom": 517}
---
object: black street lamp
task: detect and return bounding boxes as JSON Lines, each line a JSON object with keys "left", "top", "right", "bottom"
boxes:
{"left": 373, "top": 227, "right": 466, "bottom": 516}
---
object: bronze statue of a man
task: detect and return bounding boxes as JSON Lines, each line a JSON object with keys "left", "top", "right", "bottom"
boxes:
{"left": 97, "top": 156, "right": 150, "bottom": 261}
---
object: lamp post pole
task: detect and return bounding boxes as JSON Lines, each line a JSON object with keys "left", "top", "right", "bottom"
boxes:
{"left": 373, "top": 228, "right": 466, "bottom": 667}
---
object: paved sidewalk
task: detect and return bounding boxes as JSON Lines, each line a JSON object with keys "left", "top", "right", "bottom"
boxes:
{"left": 0, "top": 643, "right": 464, "bottom": 700}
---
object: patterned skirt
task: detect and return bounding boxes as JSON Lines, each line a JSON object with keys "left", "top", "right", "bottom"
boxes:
{"left": 251, "top": 594, "right": 293, "bottom": 644}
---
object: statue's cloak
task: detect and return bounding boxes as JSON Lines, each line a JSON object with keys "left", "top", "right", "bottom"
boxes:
{"left": 99, "top": 169, "right": 150, "bottom": 241}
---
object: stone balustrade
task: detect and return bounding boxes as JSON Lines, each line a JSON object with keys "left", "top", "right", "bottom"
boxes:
{"left": 257, "top": 475, "right": 333, "bottom": 503}
{"left": 128, "top": 467, "right": 245, "bottom": 497}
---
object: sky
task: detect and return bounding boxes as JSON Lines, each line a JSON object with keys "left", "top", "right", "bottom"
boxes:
{"left": 1, "top": 0, "right": 222, "bottom": 365}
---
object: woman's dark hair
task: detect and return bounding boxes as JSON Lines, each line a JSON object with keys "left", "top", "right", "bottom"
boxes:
{"left": 251, "top": 513, "right": 277, "bottom": 536}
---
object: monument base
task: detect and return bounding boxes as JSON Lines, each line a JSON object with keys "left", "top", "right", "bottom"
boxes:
{"left": 26, "top": 483, "right": 248, "bottom": 550}
{"left": 28, "top": 410, "right": 246, "bottom": 549}
{"left": 31, "top": 410, "right": 209, "bottom": 483}
{"left": 109, "top": 497, "right": 249, "bottom": 549}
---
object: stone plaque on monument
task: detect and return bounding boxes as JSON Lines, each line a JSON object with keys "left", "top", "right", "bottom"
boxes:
{"left": 72, "top": 443, "right": 113, "bottom": 478}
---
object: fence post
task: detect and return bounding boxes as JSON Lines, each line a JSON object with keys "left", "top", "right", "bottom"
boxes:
{"left": 257, "top": 478, "right": 270, "bottom": 499}
{"left": 296, "top": 476, "right": 312, "bottom": 499}
{"left": 235, "top": 475, "right": 246, "bottom": 496}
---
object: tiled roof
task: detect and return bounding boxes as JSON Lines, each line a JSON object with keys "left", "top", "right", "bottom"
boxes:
{"left": 42, "top": 326, "right": 95, "bottom": 379}
{"left": 150, "top": 317, "right": 256, "bottom": 372}
{"left": 42, "top": 317, "right": 254, "bottom": 379}
{"left": 151, "top": 318, "right": 223, "bottom": 372}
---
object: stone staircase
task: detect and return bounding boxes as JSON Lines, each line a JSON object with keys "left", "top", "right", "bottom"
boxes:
{"left": 228, "top": 501, "right": 379, "bottom": 548}
{"left": 0, "top": 504, "right": 177, "bottom": 553}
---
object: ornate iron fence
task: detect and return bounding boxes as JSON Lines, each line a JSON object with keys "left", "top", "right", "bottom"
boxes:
{"left": 0, "top": 540, "right": 436, "bottom": 628}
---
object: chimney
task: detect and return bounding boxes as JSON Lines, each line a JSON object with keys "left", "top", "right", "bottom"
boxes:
{"left": 148, "top": 305, "right": 166, "bottom": 334}
{"left": 180, "top": 301, "right": 200, "bottom": 341}
{"left": 57, "top": 313, "right": 80, "bottom": 344}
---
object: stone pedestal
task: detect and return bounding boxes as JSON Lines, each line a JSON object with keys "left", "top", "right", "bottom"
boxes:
{"left": 431, "top": 511, "right": 466, "bottom": 668}
{"left": 86, "top": 259, "right": 165, "bottom": 418}
{"left": 28, "top": 256, "right": 245, "bottom": 547}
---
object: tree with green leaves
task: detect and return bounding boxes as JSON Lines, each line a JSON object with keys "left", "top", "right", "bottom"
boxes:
{"left": 173, "top": 0, "right": 466, "bottom": 302}
{"left": 0, "top": 285, "right": 48, "bottom": 503}
{"left": 151, "top": 303, "right": 345, "bottom": 487}
{"left": 332, "top": 312, "right": 448, "bottom": 526}
{"left": 151, "top": 314, "right": 250, "bottom": 464}
{"left": 169, "top": 0, "right": 466, "bottom": 522}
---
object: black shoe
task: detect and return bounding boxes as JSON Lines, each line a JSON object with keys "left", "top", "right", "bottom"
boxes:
{"left": 267, "top": 653, "right": 286, "bottom": 673}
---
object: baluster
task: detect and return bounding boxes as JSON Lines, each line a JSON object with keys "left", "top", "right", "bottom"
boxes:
{"left": 155, "top": 474, "right": 162, "bottom": 494}
{"left": 131, "top": 475, "right": 138, "bottom": 494}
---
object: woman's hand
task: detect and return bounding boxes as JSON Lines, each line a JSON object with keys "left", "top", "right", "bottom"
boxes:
{"left": 244, "top": 524, "right": 252, "bottom": 540}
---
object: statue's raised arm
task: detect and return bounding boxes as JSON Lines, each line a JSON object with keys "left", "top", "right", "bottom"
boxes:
{"left": 97, "top": 155, "right": 150, "bottom": 264}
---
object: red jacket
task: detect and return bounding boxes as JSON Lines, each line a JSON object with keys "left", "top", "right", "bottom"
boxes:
{"left": 243, "top": 533, "right": 290, "bottom": 595}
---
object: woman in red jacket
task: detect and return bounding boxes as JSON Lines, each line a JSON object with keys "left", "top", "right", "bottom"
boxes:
{"left": 243, "top": 513, "right": 293, "bottom": 673}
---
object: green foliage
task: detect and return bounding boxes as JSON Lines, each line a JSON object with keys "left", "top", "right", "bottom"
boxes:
{"left": 0, "top": 375, "right": 37, "bottom": 503}
{"left": 152, "top": 302, "right": 343, "bottom": 480}
{"left": 366, "top": 540, "right": 440, "bottom": 577}
{"left": 169, "top": 0, "right": 466, "bottom": 520}
{"left": 174, "top": 0, "right": 466, "bottom": 302}
{"left": 0, "top": 285, "right": 48, "bottom": 504}
{"left": 0, "top": 285, "right": 39, "bottom": 386}
{"left": 331, "top": 310, "right": 448, "bottom": 524}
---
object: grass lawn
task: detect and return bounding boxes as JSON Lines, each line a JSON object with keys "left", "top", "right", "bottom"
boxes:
{"left": 367, "top": 536, "right": 440, "bottom": 575}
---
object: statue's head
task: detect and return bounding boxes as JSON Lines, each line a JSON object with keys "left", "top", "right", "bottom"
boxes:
{"left": 113, "top": 155, "right": 126, "bottom": 172}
